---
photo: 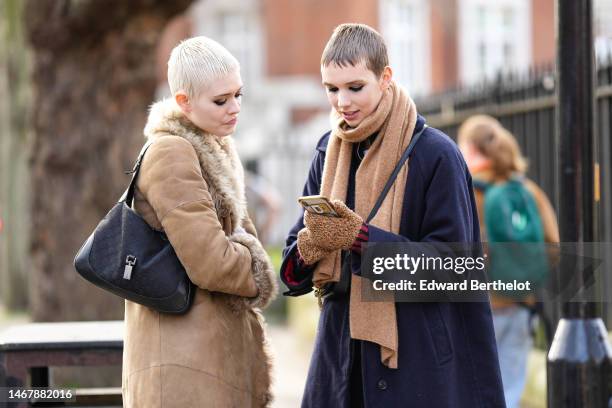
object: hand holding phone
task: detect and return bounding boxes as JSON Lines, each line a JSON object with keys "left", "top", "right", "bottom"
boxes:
{"left": 298, "top": 196, "right": 364, "bottom": 252}
{"left": 297, "top": 195, "right": 340, "bottom": 217}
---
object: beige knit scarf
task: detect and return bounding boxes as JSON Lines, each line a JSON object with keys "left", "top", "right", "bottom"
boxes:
{"left": 313, "top": 81, "right": 417, "bottom": 369}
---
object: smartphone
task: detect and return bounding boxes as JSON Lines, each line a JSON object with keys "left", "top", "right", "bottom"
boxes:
{"left": 297, "top": 195, "right": 340, "bottom": 217}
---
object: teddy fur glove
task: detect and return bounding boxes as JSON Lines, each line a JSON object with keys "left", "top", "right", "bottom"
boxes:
{"left": 303, "top": 199, "right": 364, "bottom": 252}
{"left": 297, "top": 228, "right": 332, "bottom": 265}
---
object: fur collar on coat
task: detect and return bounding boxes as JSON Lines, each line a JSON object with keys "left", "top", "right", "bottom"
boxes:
{"left": 142, "top": 98, "right": 278, "bottom": 311}
{"left": 143, "top": 98, "right": 248, "bottom": 231}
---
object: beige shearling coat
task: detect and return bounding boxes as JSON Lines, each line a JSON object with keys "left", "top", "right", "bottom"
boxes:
{"left": 121, "top": 98, "right": 277, "bottom": 408}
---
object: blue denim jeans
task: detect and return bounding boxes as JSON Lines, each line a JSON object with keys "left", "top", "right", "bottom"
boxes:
{"left": 492, "top": 306, "right": 532, "bottom": 408}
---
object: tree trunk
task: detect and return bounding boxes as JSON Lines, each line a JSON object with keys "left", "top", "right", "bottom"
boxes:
{"left": 0, "top": 0, "right": 31, "bottom": 311}
{"left": 25, "top": 0, "right": 193, "bottom": 321}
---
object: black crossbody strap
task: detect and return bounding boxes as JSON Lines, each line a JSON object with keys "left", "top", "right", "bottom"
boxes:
{"left": 120, "top": 141, "right": 154, "bottom": 206}
{"left": 365, "top": 125, "right": 427, "bottom": 223}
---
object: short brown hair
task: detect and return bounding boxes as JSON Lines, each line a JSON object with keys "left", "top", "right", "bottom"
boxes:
{"left": 321, "top": 23, "right": 389, "bottom": 77}
{"left": 457, "top": 115, "right": 528, "bottom": 178}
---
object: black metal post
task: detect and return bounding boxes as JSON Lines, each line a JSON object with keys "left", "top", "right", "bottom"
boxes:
{"left": 547, "top": 1, "right": 612, "bottom": 407}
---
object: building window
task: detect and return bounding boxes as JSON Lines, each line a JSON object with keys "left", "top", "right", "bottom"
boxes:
{"left": 479, "top": 42, "right": 487, "bottom": 76}
{"left": 459, "top": 0, "right": 531, "bottom": 84}
{"left": 478, "top": 5, "right": 487, "bottom": 29}
{"left": 503, "top": 43, "right": 514, "bottom": 66}
{"left": 595, "top": 0, "right": 612, "bottom": 59}
{"left": 189, "top": 0, "right": 263, "bottom": 86}
{"left": 380, "top": 0, "right": 431, "bottom": 96}
{"left": 502, "top": 7, "right": 514, "bottom": 28}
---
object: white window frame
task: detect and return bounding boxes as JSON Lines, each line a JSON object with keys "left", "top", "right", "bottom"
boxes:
{"left": 189, "top": 0, "right": 264, "bottom": 87}
{"left": 379, "top": 0, "right": 432, "bottom": 96}
{"left": 459, "top": 0, "right": 531, "bottom": 85}
{"left": 595, "top": 0, "right": 612, "bottom": 60}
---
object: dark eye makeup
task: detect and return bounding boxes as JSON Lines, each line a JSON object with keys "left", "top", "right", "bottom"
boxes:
{"left": 325, "top": 84, "right": 364, "bottom": 93}
{"left": 214, "top": 90, "right": 243, "bottom": 106}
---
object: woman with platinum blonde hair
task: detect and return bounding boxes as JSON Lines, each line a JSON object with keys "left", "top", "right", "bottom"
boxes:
{"left": 121, "top": 36, "right": 277, "bottom": 408}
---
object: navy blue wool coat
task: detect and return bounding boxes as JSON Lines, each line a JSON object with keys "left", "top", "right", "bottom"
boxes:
{"left": 280, "top": 116, "right": 506, "bottom": 408}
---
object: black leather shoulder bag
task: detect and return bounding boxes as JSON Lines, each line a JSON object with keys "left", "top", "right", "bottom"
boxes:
{"left": 74, "top": 142, "right": 195, "bottom": 314}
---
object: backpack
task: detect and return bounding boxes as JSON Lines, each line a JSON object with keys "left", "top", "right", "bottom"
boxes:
{"left": 473, "top": 177, "right": 548, "bottom": 299}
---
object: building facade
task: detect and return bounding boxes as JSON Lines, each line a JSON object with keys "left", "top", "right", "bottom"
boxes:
{"left": 161, "top": 0, "right": 599, "bottom": 244}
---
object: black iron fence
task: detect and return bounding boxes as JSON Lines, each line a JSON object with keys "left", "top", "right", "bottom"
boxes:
{"left": 417, "top": 58, "right": 612, "bottom": 332}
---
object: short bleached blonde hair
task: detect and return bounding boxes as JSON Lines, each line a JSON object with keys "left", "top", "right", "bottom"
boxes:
{"left": 167, "top": 36, "right": 239, "bottom": 99}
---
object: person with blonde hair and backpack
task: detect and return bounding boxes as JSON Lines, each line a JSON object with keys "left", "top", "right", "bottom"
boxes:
{"left": 458, "top": 115, "right": 559, "bottom": 408}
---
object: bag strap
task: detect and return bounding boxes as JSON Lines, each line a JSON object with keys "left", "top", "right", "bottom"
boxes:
{"left": 119, "top": 141, "right": 154, "bottom": 206}
{"left": 365, "top": 124, "right": 427, "bottom": 223}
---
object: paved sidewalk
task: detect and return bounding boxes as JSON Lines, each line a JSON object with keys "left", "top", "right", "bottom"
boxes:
{"left": 0, "top": 308, "right": 312, "bottom": 407}
{"left": 267, "top": 324, "right": 314, "bottom": 408}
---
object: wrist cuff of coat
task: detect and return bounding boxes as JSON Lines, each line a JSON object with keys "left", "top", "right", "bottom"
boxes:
{"left": 229, "top": 233, "right": 278, "bottom": 309}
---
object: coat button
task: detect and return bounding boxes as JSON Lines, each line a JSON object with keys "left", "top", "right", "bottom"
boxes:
{"left": 377, "top": 379, "right": 388, "bottom": 390}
